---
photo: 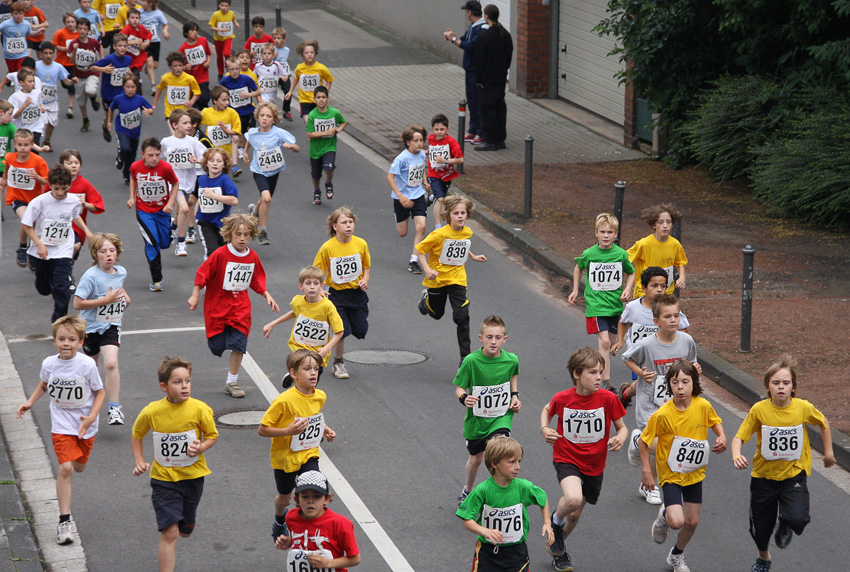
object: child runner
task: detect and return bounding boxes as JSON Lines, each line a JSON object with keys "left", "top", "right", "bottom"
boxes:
{"left": 21, "top": 0, "right": 47, "bottom": 58}
{"left": 254, "top": 44, "right": 287, "bottom": 103}
{"left": 258, "top": 349, "right": 337, "bottom": 542}
{"left": 188, "top": 213, "right": 278, "bottom": 398}
{"left": 160, "top": 109, "right": 205, "bottom": 255}
{"left": 89, "top": 32, "right": 132, "bottom": 142}
{"left": 74, "top": 0, "right": 103, "bottom": 43}
{"left": 139, "top": 0, "right": 167, "bottom": 93}
{"left": 284, "top": 39, "right": 333, "bottom": 122}
{"left": 312, "top": 207, "right": 370, "bottom": 379}
{"left": 16, "top": 315, "right": 105, "bottom": 546}
{"left": 236, "top": 48, "right": 258, "bottom": 86}
{"left": 274, "top": 470, "right": 361, "bottom": 569}
{"left": 108, "top": 73, "right": 153, "bottom": 184}
{"left": 243, "top": 100, "right": 299, "bottom": 246}
{"left": 416, "top": 193, "right": 487, "bottom": 365}
{"left": 207, "top": 0, "right": 238, "bottom": 80}
{"left": 152, "top": 51, "right": 199, "bottom": 121}
{"left": 731, "top": 354, "right": 836, "bottom": 572}
{"left": 388, "top": 125, "right": 429, "bottom": 273}
{"left": 126, "top": 136, "right": 177, "bottom": 291}
{"left": 639, "top": 359, "right": 726, "bottom": 572}
{"left": 195, "top": 148, "right": 238, "bottom": 259}
{"left": 58, "top": 149, "right": 105, "bottom": 287}
{"left": 52, "top": 13, "right": 78, "bottom": 119}
{"left": 262, "top": 266, "right": 344, "bottom": 386}
{"left": 540, "top": 347, "right": 628, "bottom": 572}
{"left": 178, "top": 22, "right": 211, "bottom": 110}
{"left": 426, "top": 113, "right": 463, "bottom": 229}
{"left": 0, "top": 99, "right": 16, "bottom": 197}
{"left": 200, "top": 85, "right": 241, "bottom": 177}
{"left": 243, "top": 15, "right": 272, "bottom": 66}
{"left": 0, "top": 2, "right": 35, "bottom": 73}
{"left": 453, "top": 315, "right": 520, "bottom": 503}
{"left": 271, "top": 27, "right": 291, "bottom": 121}
{"left": 627, "top": 203, "right": 688, "bottom": 298}
{"left": 567, "top": 212, "right": 635, "bottom": 390}
{"left": 119, "top": 8, "right": 150, "bottom": 77}
{"left": 73, "top": 233, "right": 129, "bottom": 426}
{"left": 131, "top": 356, "right": 218, "bottom": 572}
{"left": 67, "top": 18, "right": 102, "bottom": 133}
{"left": 457, "top": 436, "right": 554, "bottom": 571}
{"left": 34, "top": 42, "right": 75, "bottom": 148}
{"left": 2, "top": 128, "right": 47, "bottom": 267}
{"left": 9, "top": 67, "right": 44, "bottom": 144}
{"left": 305, "top": 85, "right": 346, "bottom": 205}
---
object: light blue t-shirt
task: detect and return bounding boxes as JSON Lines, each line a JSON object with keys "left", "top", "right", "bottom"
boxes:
{"left": 0, "top": 20, "right": 33, "bottom": 60}
{"left": 140, "top": 9, "right": 168, "bottom": 42}
{"left": 76, "top": 265, "right": 128, "bottom": 334}
{"left": 389, "top": 149, "right": 427, "bottom": 200}
{"left": 73, "top": 9, "right": 102, "bottom": 40}
{"left": 35, "top": 61, "right": 69, "bottom": 108}
{"left": 245, "top": 126, "right": 296, "bottom": 176}
{"left": 274, "top": 45, "right": 290, "bottom": 72}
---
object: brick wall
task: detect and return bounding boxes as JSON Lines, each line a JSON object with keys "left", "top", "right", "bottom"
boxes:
{"left": 516, "top": 0, "right": 550, "bottom": 98}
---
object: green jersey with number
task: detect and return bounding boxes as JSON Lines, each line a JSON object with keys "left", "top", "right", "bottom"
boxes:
{"left": 306, "top": 106, "right": 345, "bottom": 159}
{"left": 0, "top": 123, "right": 17, "bottom": 173}
{"left": 453, "top": 349, "right": 519, "bottom": 440}
{"left": 575, "top": 243, "right": 634, "bottom": 317}
{"left": 456, "top": 476, "right": 547, "bottom": 546}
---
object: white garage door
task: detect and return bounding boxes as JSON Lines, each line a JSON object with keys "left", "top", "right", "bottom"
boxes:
{"left": 558, "top": 0, "right": 624, "bottom": 125}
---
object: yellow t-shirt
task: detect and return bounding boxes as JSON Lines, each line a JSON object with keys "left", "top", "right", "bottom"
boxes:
{"left": 641, "top": 396, "right": 722, "bottom": 487}
{"left": 131, "top": 397, "right": 218, "bottom": 482}
{"left": 208, "top": 9, "right": 237, "bottom": 41}
{"left": 415, "top": 225, "right": 474, "bottom": 288}
{"left": 313, "top": 236, "right": 371, "bottom": 290}
{"left": 201, "top": 106, "right": 241, "bottom": 155}
{"left": 93, "top": 0, "right": 125, "bottom": 32}
{"left": 114, "top": 1, "right": 138, "bottom": 30}
{"left": 260, "top": 386, "right": 326, "bottom": 472}
{"left": 156, "top": 72, "right": 201, "bottom": 118}
{"left": 735, "top": 398, "right": 825, "bottom": 481}
{"left": 627, "top": 234, "right": 688, "bottom": 298}
{"left": 240, "top": 68, "right": 259, "bottom": 85}
{"left": 287, "top": 295, "right": 343, "bottom": 366}
{"left": 293, "top": 62, "right": 334, "bottom": 103}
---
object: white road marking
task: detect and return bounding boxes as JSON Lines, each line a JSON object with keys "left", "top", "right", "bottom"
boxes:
{"left": 6, "top": 325, "right": 206, "bottom": 343}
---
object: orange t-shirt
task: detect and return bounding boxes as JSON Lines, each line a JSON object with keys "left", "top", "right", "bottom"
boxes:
{"left": 24, "top": 7, "right": 47, "bottom": 42}
{"left": 53, "top": 28, "right": 80, "bottom": 67}
{"left": 4, "top": 152, "right": 49, "bottom": 205}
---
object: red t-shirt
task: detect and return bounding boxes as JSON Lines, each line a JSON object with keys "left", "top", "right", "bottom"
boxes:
{"left": 129, "top": 159, "right": 177, "bottom": 213}
{"left": 284, "top": 508, "right": 360, "bottom": 572}
{"left": 548, "top": 387, "right": 626, "bottom": 476}
{"left": 193, "top": 244, "right": 267, "bottom": 337}
{"left": 69, "top": 37, "right": 102, "bottom": 79}
{"left": 4, "top": 152, "right": 49, "bottom": 205}
{"left": 121, "top": 24, "right": 152, "bottom": 69}
{"left": 426, "top": 133, "right": 462, "bottom": 181}
{"left": 244, "top": 34, "right": 273, "bottom": 64}
{"left": 179, "top": 37, "right": 211, "bottom": 85}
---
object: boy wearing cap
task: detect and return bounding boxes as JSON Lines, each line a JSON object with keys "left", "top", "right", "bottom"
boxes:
{"left": 443, "top": 1, "right": 488, "bottom": 145}
{"left": 274, "top": 470, "right": 361, "bottom": 571}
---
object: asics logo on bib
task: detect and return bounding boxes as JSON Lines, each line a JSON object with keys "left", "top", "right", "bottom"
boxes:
{"left": 677, "top": 439, "right": 707, "bottom": 449}
{"left": 769, "top": 427, "right": 797, "bottom": 436}
{"left": 569, "top": 410, "right": 598, "bottom": 419}
{"left": 160, "top": 433, "right": 190, "bottom": 443}
{"left": 478, "top": 385, "right": 506, "bottom": 396}
{"left": 487, "top": 507, "right": 518, "bottom": 518}
{"left": 52, "top": 378, "right": 78, "bottom": 386}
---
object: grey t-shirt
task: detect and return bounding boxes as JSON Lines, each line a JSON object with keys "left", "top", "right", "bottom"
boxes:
{"left": 622, "top": 331, "right": 697, "bottom": 428}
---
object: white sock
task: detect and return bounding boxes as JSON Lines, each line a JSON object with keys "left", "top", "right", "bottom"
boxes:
{"left": 410, "top": 254, "right": 418, "bottom": 262}
{"left": 553, "top": 512, "right": 566, "bottom": 526}
{"left": 226, "top": 372, "right": 238, "bottom": 386}
{"left": 434, "top": 222, "right": 442, "bottom": 229}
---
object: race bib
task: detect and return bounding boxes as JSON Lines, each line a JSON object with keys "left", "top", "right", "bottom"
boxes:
{"left": 588, "top": 262, "right": 622, "bottom": 291}
{"left": 290, "top": 413, "right": 324, "bottom": 451}
{"left": 166, "top": 146, "right": 193, "bottom": 169}
{"left": 329, "top": 253, "right": 362, "bottom": 284}
{"left": 429, "top": 143, "right": 450, "bottom": 170}
{"left": 250, "top": 41, "right": 268, "bottom": 57}
{"left": 119, "top": 108, "right": 142, "bottom": 130}
{"left": 481, "top": 503, "right": 523, "bottom": 544}
{"left": 258, "top": 74, "right": 278, "bottom": 92}
{"left": 184, "top": 45, "right": 206, "bottom": 66}
{"left": 229, "top": 86, "right": 249, "bottom": 108}
{"left": 257, "top": 146, "right": 284, "bottom": 172}
{"left": 41, "top": 219, "right": 72, "bottom": 246}
{"left": 20, "top": 104, "right": 40, "bottom": 125}
{"left": 41, "top": 83, "right": 58, "bottom": 103}
{"left": 652, "top": 375, "right": 672, "bottom": 407}
{"left": 222, "top": 260, "right": 254, "bottom": 291}
{"left": 147, "top": 23, "right": 159, "bottom": 42}
{"left": 562, "top": 406, "right": 606, "bottom": 444}
{"left": 286, "top": 549, "right": 333, "bottom": 572}
{"left": 0, "top": 138, "right": 7, "bottom": 156}
{"left": 471, "top": 382, "right": 511, "bottom": 418}
{"left": 5, "top": 36, "right": 26, "bottom": 55}
{"left": 313, "top": 117, "right": 335, "bottom": 135}
{"left": 110, "top": 66, "right": 130, "bottom": 86}
{"left": 438, "top": 239, "right": 470, "bottom": 266}
{"left": 629, "top": 324, "right": 658, "bottom": 346}
{"left": 47, "top": 374, "right": 87, "bottom": 409}
{"left": 75, "top": 48, "right": 96, "bottom": 69}
{"left": 292, "top": 314, "right": 329, "bottom": 346}
{"left": 24, "top": 16, "right": 39, "bottom": 27}
{"left": 299, "top": 73, "right": 319, "bottom": 91}
{"left": 166, "top": 85, "right": 190, "bottom": 106}
{"left": 199, "top": 188, "right": 224, "bottom": 213}
{"left": 218, "top": 20, "right": 233, "bottom": 37}
{"left": 406, "top": 163, "right": 425, "bottom": 188}
{"left": 667, "top": 436, "right": 709, "bottom": 473}
{"left": 207, "top": 123, "right": 231, "bottom": 145}
{"left": 8, "top": 166, "right": 35, "bottom": 190}
{"left": 137, "top": 179, "right": 168, "bottom": 202}
{"left": 96, "top": 299, "right": 125, "bottom": 323}
{"left": 105, "top": 3, "right": 120, "bottom": 19}
{"left": 126, "top": 36, "right": 140, "bottom": 56}
{"left": 761, "top": 424, "right": 803, "bottom": 461}
{"left": 152, "top": 429, "right": 199, "bottom": 468}
{"left": 664, "top": 265, "right": 675, "bottom": 289}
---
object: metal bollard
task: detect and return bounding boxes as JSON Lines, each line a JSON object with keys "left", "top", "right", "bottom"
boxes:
{"left": 244, "top": 0, "right": 251, "bottom": 41}
{"left": 740, "top": 245, "right": 756, "bottom": 353}
{"left": 191, "top": 0, "right": 196, "bottom": 7}
{"left": 275, "top": 5, "right": 282, "bottom": 28}
{"left": 457, "top": 99, "right": 466, "bottom": 174}
{"left": 524, "top": 135, "right": 534, "bottom": 218}
{"left": 613, "top": 181, "right": 626, "bottom": 245}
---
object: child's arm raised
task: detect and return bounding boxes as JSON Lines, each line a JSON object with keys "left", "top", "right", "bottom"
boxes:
{"left": 711, "top": 422, "right": 727, "bottom": 453}
{"left": 817, "top": 417, "right": 836, "bottom": 467}
{"left": 509, "top": 374, "right": 521, "bottom": 412}
{"left": 262, "top": 310, "right": 295, "bottom": 337}
{"left": 567, "top": 263, "right": 582, "bottom": 304}
{"left": 540, "top": 403, "right": 560, "bottom": 445}
{"left": 187, "top": 435, "right": 217, "bottom": 457}
{"left": 456, "top": 384, "right": 478, "bottom": 408}
{"left": 75, "top": 286, "right": 126, "bottom": 310}
{"left": 625, "top": 358, "right": 655, "bottom": 384}
{"left": 16, "top": 382, "right": 47, "bottom": 418}
{"left": 257, "top": 418, "right": 308, "bottom": 438}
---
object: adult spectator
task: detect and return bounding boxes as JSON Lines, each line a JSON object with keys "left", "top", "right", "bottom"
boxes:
{"left": 444, "top": 1, "right": 488, "bottom": 145}
{"left": 473, "top": 4, "right": 513, "bottom": 151}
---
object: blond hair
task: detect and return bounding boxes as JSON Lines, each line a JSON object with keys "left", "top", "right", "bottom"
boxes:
{"left": 763, "top": 353, "right": 798, "bottom": 398}
{"left": 484, "top": 436, "right": 523, "bottom": 475}
{"left": 440, "top": 193, "right": 474, "bottom": 223}
{"left": 327, "top": 206, "right": 356, "bottom": 237}
{"left": 220, "top": 213, "right": 258, "bottom": 241}
{"left": 298, "top": 266, "right": 324, "bottom": 283}
{"left": 52, "top": 315, "right": 86, "bottom": 340}
{"left": 595, "top": 212, "right": 619, "bottom": 233}
{"left": 88, "top": 233, "right": 123, "bottom": 266}
{"left": 254, "top": 100, "right": 282, "bottom": 123}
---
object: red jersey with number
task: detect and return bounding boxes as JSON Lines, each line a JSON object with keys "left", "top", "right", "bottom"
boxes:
{"left": 193, "top": 245, "right": 267, "bottom": 337}
{"left": 121, "top": 24, "right": 152, "bottom": 69}
{"left": 244, "top": 34, "right": 273, "bottom": 64}
{"left": 284, "top": 508, "right": 360, "bottom": 572}
{"left": 69, "top": 37, "right": 102, "bottom": 79}
{"left": 179, "top": 37, "right": 212, "bottom": 85}
{"left": 426, "top": 133, "right": 462, "bottom": 181}
{"left": 129, "top": 159, "right": 177, "bottom": 213}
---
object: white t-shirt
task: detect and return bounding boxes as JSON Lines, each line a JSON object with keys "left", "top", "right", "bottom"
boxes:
{"left": 21, "top": 193, "right": 84, "bottom": 260}
{"left": 9, "top": 87, "right": 44, "bottom": 133}
{"left": 619, "top": 297, "right": 690, "bottom": 350}
{"left": 160, "top": 135, "right": 207, "bottom": 191}
{"left": 40, "top": 353, "right": 104, "bottom": 439}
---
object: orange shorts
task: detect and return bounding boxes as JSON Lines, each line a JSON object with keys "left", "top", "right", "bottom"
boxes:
{"left": 52, "top": 433, "right": 95, "bottom": 465}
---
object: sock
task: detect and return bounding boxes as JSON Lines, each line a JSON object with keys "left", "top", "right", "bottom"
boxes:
{"left": 671, "top": 545, "right": 683, "bottom": 555}
{"left": 410, "top": 254, "right": 418, "bottom": 262}
{"left": 108, "top": 401, "right": 119, "bottom": 409}
{"left": 171, "top": 222, "right": 177, "bottom": 231}
{"left": 434, "top": 222, "right": 442, "bottom": 229}
{"left": 275, "top": 513, "right": 286, "bottom": 525}
{"left": 553, "top": 512, "right": 566, "bottom": 526}
{"left": 59, "top": 514, "right": 71, "bottom": 523}
{"left": 259, "top": 225, "right": 266, "bottom": 231}
{"left": 178, "top": 237, "right": 186, "bottom": 243}
{"left": 19, "top": 242, "right": 26, "bottom": 249}
{"left": 461, "top": 486, "right": 470, "bottom": 496}
{"left": 334, "top": 357, "right": 344, "bottom": 364}
{"left": 226, "top": 372, "right": 238, "bottom": 386}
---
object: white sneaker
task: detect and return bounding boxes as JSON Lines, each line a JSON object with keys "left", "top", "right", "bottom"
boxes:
{"left": 248, "top": 203, "right": 257, "bottom": 217}
{"left": 332, "top": 361, "right": 349, "bottom": 379}
{"left": 108, "top": 405, "right": 124, "bottom": 426}
{"left": 639, "top": 484, "right": 663, "bottom": 504}
{"left": 628, "top": 428, "right": 642, "bottom": 467}
{"left": 57, "top": 519, "right": 74, "bottom": 545}
{"left": 652, "top": 505, "right": 668, "bottom": 544}
{"left": 186, "top": 228, "right": 196, "bottom": 244}
{"left": 175, "top": 242, "right": 187, "bottom": 256}
{"left": 238, "top": 147, "right": 244, "bottom": 160}
{"left": 666, "top": 548, "right": 690, "bottom": 572}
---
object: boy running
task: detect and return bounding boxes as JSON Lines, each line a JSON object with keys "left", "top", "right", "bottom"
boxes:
{"left": 305, "top": 85, "right": 345, "bottom": 205}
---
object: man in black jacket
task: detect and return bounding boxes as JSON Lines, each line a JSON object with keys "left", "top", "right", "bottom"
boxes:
{"left": 473, "top": 4, "right": 513, "bottom": 151}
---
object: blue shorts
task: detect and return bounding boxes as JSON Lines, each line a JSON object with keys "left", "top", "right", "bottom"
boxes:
{"left": 586, "top": 315, "right": 619, "bottom": 335}
{"left": 427, "top": 177, "right": 452, "bottom": 200}
{"left": 151, "top": 476, "right": 204, "bottom": 534}
{"left": 299, "top": 102, "right": 316, "bottom": 117}
{"left": 393, "top": 195, "right": 428, "bottom": 223}
{"left": 9, "top": 199, "right": 27, "bottom": 212}
{"left": 310, "top": 152, "right": 336, "bottom": 181}
{"left": 207, "top": 325, "right": 248, "bottom": 357}
{"left": 662, "top": 481, "right": 703, "bottom": 506}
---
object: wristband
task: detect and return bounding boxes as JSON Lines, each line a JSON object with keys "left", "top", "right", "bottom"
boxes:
{"left": 510, "top": 391, "right": 519, "bottom": 396}
{"left": 733, "top": 455, "right": 744, "bottom": 461}
{"left": 459, "top": 393, "right": 469, "bottom": 405}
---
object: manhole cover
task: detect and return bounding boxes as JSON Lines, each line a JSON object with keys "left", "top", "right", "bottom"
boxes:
{"left": 216, "top": 409, "right": 265, "bottom": 428}
{"left": 343, "top": 350, "right": 428, "bottom": 366}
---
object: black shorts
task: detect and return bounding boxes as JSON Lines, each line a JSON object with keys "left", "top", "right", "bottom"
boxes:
{"left": 101, "top": 30, "right": 117, "bottom": 50}
{"left": 148, "top": 42, "right": 161, "bottom": 62}
{"left": 466, "top": 427, "right": 511, "bottom": 456}
{"left": 329, "top": 288, "right": 368, "bottom": 340}
{"left": 393, "top": 195, "right": 428, "bottom": 223}
{"left": 207, "top": 325, "right": 248, "bottom": 357}
{"left": 428, "top": 177, "right": 452, "bottom": 200}
{"left": 9, "top": 199, "right": 27, "bottom": 212}
{"left": 309, "top": 151, "right": 336, "bottom": 181}
{"left": 586, "top": 315, "right": 619, "bottom": 335}
{"left": 273, "top": 456, "right": 320, "bottom": 495}
{"left": 83, "top": 325, "right": 121, "bottom": 356}
{"left": 151, "top": 476, "right": 205, "bottom": 534}
{"left": 299, "top": 102, "right": 316, "bottom": 117}
{"left": 63, "top": 65, "right": 76, "bottom": 95}
{"left": 27, "top": 39, "right": 43, "bottom": 51}
{"left": 239, "top": 113, "right": 255, "bottom": 134}
{"left": 472, "top": 539, "right": 529, "bottom": 572}
{"left": 661, "top": 481, "right": 703, "bottom": 506}
{"left": 554, "top": 462, "right": 604, "bottom": 505}
{"left": 252, "top": 171, "right": 280, "bottom": 196}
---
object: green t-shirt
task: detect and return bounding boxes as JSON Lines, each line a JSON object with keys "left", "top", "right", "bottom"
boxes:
{"left": 305, "top": 106, "right": 346, "bottom": 159}
{"left": 0, "top": 123, "right": 17, "bottom": 173}
{"left": 575, "top": 243, "right": 634, "bottom": 317}
{"left": 456, "top": 477, "right": 548, "bottom": 546}
{"left": 453, "top": 349, "right": 519, "bottom": 440}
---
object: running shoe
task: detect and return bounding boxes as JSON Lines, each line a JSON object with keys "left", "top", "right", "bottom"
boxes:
{"left": 627, "top": 428, "right": 642, "bottom": 467}
{"left": 57, "top": 519, "right": 74, "bottom": 545}
{"left": 16, "top": 246, "right": 27, "bottom": 268}
{"left": 186, "top": 228, "right": 196, "bottom": 244}
{"left": 751, "top": 558, "right": 771, "bottom": 572}
{"left": 408, "top": 260, "right": 423, "bottom": 274}
{"left": 601, "top": 380, "right": 614, "bottom": 392}
{"left": 652, "top": 505, "right": 668, "bottom": 544}
{"left": 68, "top": 273, "right": 76, "bottom": 293}
{"left": 102, "top": 123, "right": 111, "bottom": 142}
{"left": 90, "top": 96, "right": 100, "bottom": 111}
{"left": 284, "top": 112, "right": 293, "bottom": 121}
{"left": 224, "top": 382, "right": 245, "bottom": 398}
{"left": 248, "top": 203, "right": 257, "bottom": 217}
{"left": 175, "top": 242, "right": 187, "bottom": 256}
{"left": 471, "top": 135, "right": 484, "bottom": 145}
{"left": 108, "top": 405, "right": 124, "bottom": 426}
{"left": 418, "top": 289, "right": 428, "bottom": 315}
{"left": 774, "top": 520, "right": 793, "bottom": 549}
{"left": 325, "top": 181, "right": 334, "bottom": 199}
{"left": 124, "top": 177, "right": 130, "bottom": 185}
{"left": 619, "top": 381, "right": 633, "bottom": 407}
{"left": 230, "top": 166, "right": 242, "bottom": 178}
{"left": 547, "top": 510, "right": 565, "bottom": 556}
{"left": 666, "top": 548, "right": 690, "bottom": 572}
{"left": 115, "top": 154, "right": 124, "bottom": 170}
{"left": 66, "top": 107, "right": 74, "bottom": 119}
{"left": 457, "top": 487, "right": 470, "bottom": 507}
{"left": 257, "top": 230, "right": 270, "bottom": 245}
{"left": 552, "top": 552, "right": 573, "bottom": 572}
{"left": 313, "top": 190, "right": 322, "bottom": 205}
{"left": 149, "top": 282, "right": 163, "bottom": 292}
{"left": 332, "top": 361, "right": 349, "bottom": 379}
{"left": 281, "top": 373, "right": 293, "bottom": 389}
{"left": 81, "top": 118, "right": 90, "bottom": 132}
{"left": 271, "top": 518, "right": 289, "bottom": 541}
{"left": 639, "top": 484, "right": 663, "bottom": 505}
{"left": 464, "top": 133, "right": 475, "bottom": 142}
